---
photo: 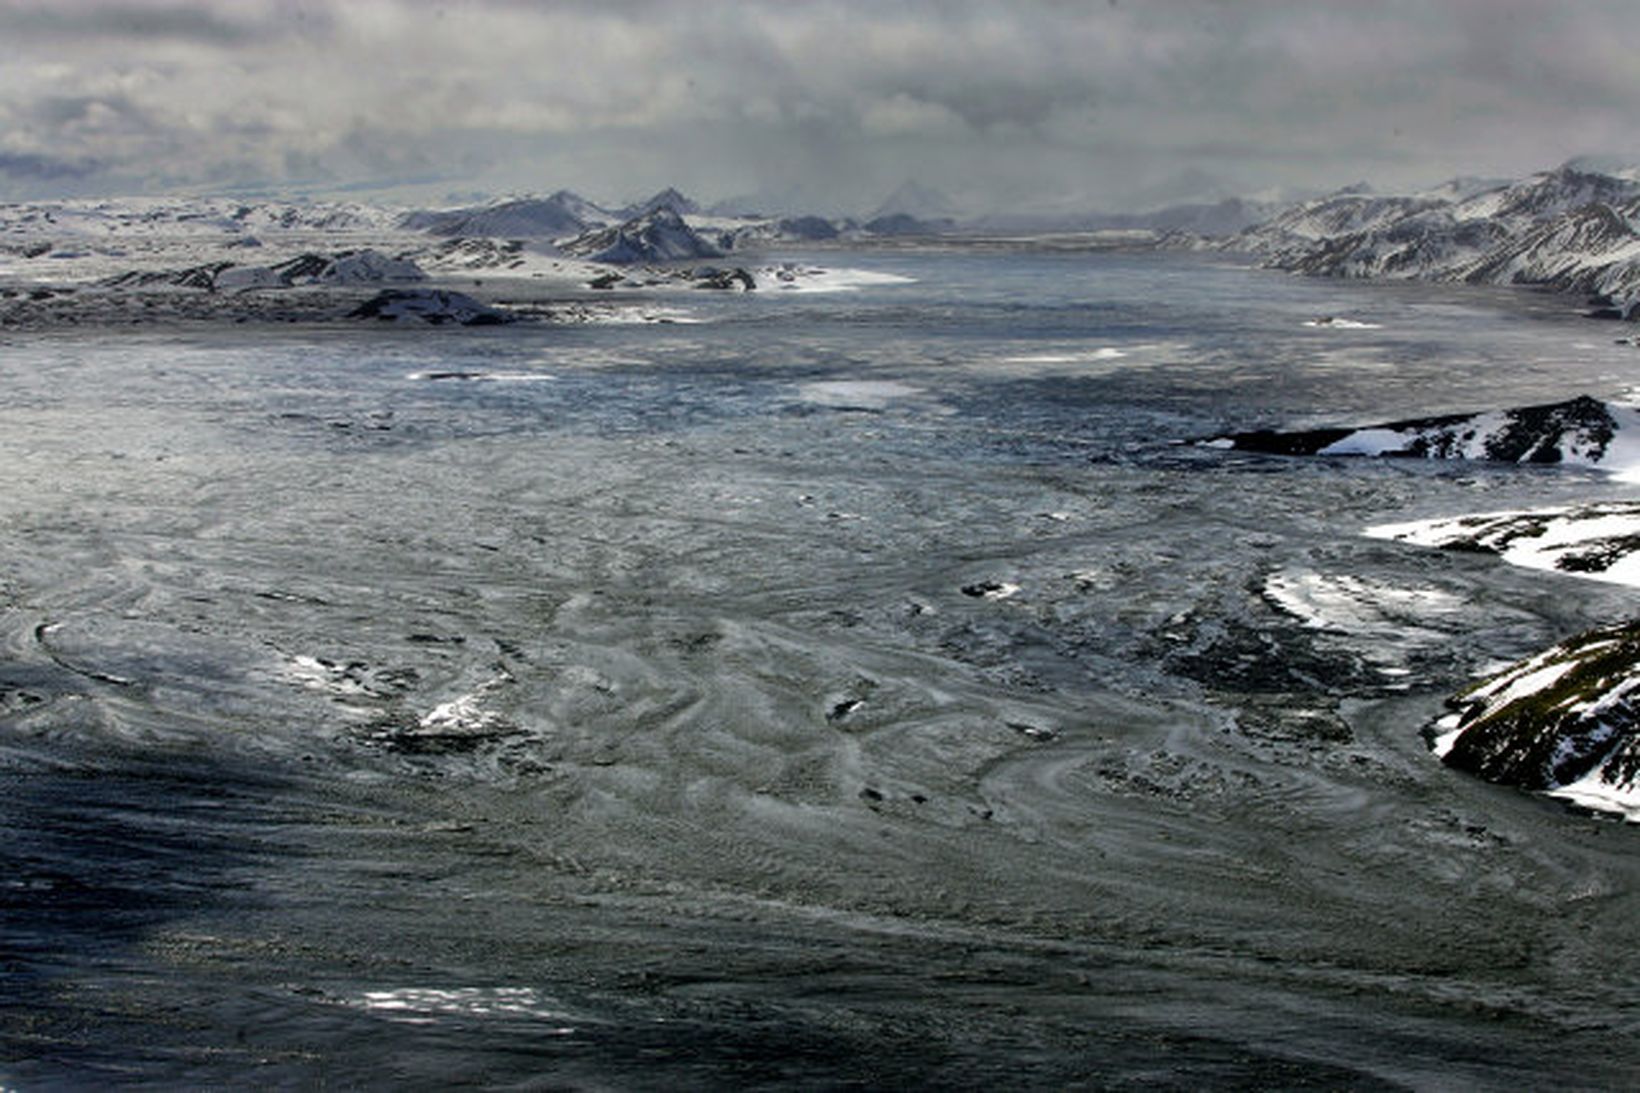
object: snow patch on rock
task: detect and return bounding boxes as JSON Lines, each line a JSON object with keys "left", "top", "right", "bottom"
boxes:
{"left": 1433, "top": 620, "right": 1640, "bottom": 822}
{"left": 1211, "top": 396, "right": 1640, "bottom": 476}
{"left": 1368, "top": 502, "right": 1640, "bottom": 589}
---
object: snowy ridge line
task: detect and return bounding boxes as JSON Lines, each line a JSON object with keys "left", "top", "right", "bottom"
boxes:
{"left": 1224, "top": 161, "right": 1640, "bottom": 319}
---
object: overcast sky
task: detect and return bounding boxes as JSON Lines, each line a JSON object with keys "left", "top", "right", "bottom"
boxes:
{"left": 2, "top": 0, "right": 1638, "bottom": 213}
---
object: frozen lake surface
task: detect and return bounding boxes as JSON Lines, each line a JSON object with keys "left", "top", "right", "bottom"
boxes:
{"left": 3, "top": 249, "right": 1639, "bottom": 1087}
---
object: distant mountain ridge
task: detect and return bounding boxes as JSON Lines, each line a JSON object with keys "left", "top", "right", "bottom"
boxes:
{"left": 1228, "top": 162, "right": 1640, "bottom": 316}
{"left": 16, "top": 158, "right": 1640, "bottom": 295}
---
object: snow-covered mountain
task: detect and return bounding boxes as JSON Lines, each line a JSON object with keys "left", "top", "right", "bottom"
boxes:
{"left": 544, "top": 189, "right": 617, "bottom": 226}
{"left": 1230, "top": 163, "right": 1640, "bottom": 315}
{"left": 1428, "top": 620, "right": 1640, "bottom": 821}
{"left": 1461, "top": 195, "right": 1640, "bottom": 309}
{"left": 1206, "top": 395, "right": 1640, "bottom": 474}
{"left": 617, "top": 187, "right": 701, "bottom": 221}
{"left": 560, "top": 206, "right": 723, "bottom": 264}
{"left": 398, "top": 193, "right": 602, "bottom": 239}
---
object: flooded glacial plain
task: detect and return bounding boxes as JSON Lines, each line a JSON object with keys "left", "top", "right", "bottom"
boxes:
{"left": 3, "top": 249, "right": 1639, "bottom": 1088}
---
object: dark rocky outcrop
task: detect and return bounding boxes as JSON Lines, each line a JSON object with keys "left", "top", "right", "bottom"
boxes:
{"left": 1210, "top": 395, "right": 1620, "bottom": 467}
{"left": 100, "top": 249, "right": 424, "bottom": 293}
{"left": 347, "top": 289, "right": 511, "bottom": 326}
{"left": 689, "top": 266, "right": 756, "bottom": 291}
{"left": 1434, "top": 620, "right": 1640, "bottom": 819}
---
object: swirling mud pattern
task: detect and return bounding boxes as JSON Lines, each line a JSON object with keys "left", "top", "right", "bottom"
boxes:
{"left": 3, "top": 251, "right": 1639, "bottom": 1087}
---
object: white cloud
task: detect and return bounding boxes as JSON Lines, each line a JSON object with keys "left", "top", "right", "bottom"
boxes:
{"left": 0, "top": 1, "right": 1637, "bottom": 210}
{"left": 860, "top": 94, "right": 966, "bottom": 138}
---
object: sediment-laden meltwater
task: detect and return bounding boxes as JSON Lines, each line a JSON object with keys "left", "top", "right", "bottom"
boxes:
{"left": 3, "top": 250, "right": 1639, "bottom": 1087}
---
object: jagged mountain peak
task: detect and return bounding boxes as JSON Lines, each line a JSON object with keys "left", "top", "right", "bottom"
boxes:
{"left": 620, "top": 187, "right": 700, "bottom": 220}
{"left": 1460, "top": 165, "right": 1640, "bottom": 223}
{"left": 560, "top": 204, "right": 720, "bottom": 264}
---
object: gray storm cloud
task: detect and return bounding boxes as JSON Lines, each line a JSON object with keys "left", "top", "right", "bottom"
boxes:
{"left": 2, "top": 0, "right": 1637, "bottom": 211}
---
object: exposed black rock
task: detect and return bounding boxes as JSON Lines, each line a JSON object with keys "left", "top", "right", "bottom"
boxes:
{"left": 347, "top": 289, "right": 512, "bottom": 326}
{"left": 1214, "top": 425, "right": 1357, "bottom": 457}
{"left": 961, "top": 580, "right": 1017, "bottom": 599}
{"left": 103, "top": 261, "right": 235, "bottom": 291}
{"left": 1436, "top": 619, "right": 1640, "bottom": 819}
{"left": 1210, "top": 395, "right": 1619, "bottom": 467}
{"left": 689, "top": 267, "right": 756, "bottom": 291}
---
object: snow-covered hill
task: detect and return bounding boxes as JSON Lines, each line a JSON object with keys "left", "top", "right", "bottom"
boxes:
{"left": 398, "top": 192, "right": 609, "bottom": 239}
{"left": 1429, "top": 620, "right": 1640, "bottom": 821}
{"left": 543, "top": 189, "right": 616, "bottom": 226}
